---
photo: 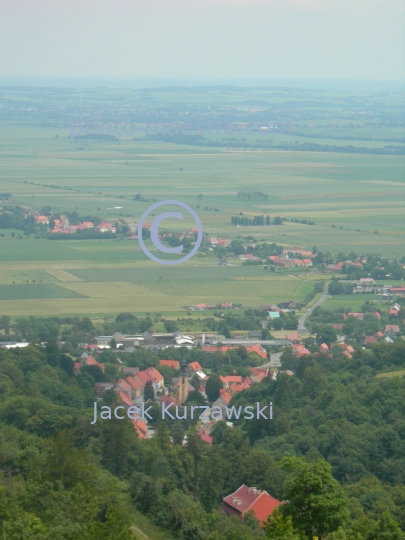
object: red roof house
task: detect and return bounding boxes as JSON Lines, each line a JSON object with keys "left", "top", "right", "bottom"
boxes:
{"left": 222, "top": 484, "right": 281, "bottom": 526}
{"left": 385, "top": 325, "right": 399, "bottom": 335}
{"left": 348, "top": 312, "right": 364, "bottom": 320}
{"left": 159, "top": 359, "right": 180, "bottom": 370}
{"left": 187, "top": 361, "right": 202, "bottom": 374}
{"left": 132, "top": 419, "right": 147, "bottom": 439}
{"left": 364, "top": 336, "right": 377, "bottom": 344}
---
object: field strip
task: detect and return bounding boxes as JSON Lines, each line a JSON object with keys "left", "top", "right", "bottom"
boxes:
{"left": 0, "top": 293, "right": 305, "bottom": 316}
{"left": 56, "top": 281, "right": 172, "bottom": 298}
{"left": 45, "top": 269, "right": 84, "bottom": 282}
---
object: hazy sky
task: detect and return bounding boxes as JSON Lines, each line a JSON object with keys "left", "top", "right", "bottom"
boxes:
{"left": 1, "top": 0, "right": 404, "bottom": 81}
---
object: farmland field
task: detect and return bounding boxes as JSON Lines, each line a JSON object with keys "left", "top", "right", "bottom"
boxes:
{"left": 0, "top": 85, "right": 404, "bottom": 317}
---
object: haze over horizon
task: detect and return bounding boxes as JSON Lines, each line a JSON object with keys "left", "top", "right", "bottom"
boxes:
{"left": 1, "top": 0, "right": 404, "bottom": 83}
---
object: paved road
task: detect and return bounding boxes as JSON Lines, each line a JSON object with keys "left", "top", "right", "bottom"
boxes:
{"left": 298, "top": 290, "right": 329, "bottom": 333}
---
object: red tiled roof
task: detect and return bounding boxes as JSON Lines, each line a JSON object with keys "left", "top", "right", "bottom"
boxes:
{"left": 132, "top": 419, "right": 147, "bottom": 439}
{"left": 159, "top": 360, "right": 180, "bottom": 370}
{"left": 219, "top": 391, "right": 232, "bottom": 404}
{"left": 161, "top": 395, "right": 177, "bottom": 406}
{"left": 222, "top": 485, "right": 281, "bottom": 525}
{"left": 145, "top": 367, "right": 164, "bottom": 384}
{"left": 364, "top": 336, "right": 377, "bottom": 344}
{"left": 220, "top": 375, "right": 242, "bottom": 384}
{"left": 135, "top": 371, "right": 149, "bottom": 386}
{"left": 385, "top": 325, "right": 399, "bottom": 332}
{"left": 188, "top": 361, "right": 202, "bottom": 372}
{"left": 87, "top": 355, "right": 105, "bottom": 372}
{"left": 199, "top": 430, "right": 213, "bottom": 444}
{"left": 286, "top": 334, "right": 300, "bottom": 341}
{"left": 127, "top": 376, "right": 141, "bottom": 390}
{"left": 118, "top": 390, "right": 132, "bottom": 407}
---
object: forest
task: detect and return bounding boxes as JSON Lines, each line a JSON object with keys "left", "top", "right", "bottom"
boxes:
{"left": 0, "top": 315, "right": 404, "bottom": 539}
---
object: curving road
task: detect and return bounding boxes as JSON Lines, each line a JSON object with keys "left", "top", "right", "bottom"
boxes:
{"left": 298, "top": 290, "right": 329, "bottom": 333}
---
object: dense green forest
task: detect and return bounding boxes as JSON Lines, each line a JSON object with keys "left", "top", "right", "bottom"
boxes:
{"left": 0, "top": 316, "right": 405, "bottom": 539}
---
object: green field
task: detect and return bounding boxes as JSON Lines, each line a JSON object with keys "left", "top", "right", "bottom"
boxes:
{"left": 322, "top": 294, "right": 388, "bottom": 312}
{"left": 0, "top": 86, "right": 404, "bottom": 317}
{"left": 0, "top": 283, "right": 87, "bottom": 300}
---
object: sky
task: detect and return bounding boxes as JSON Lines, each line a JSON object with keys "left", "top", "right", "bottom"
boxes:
{"left": 0, "top": 0, "right": 404, "bottom": 82}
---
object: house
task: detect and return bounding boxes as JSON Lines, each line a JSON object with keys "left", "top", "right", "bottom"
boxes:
{"left": 238, "top": 254, "right": 263, "bottom": 262}
{"left": 74, "top": 352, "right": 105, "bottom": 375}
{"left": 118, "top": 390, "right": 132, "bottom": 408}
{"left": 360, "top": 278, "right": 375, "bottom": 285}
{"left": 376, "top": 331, "right": 384, "bottom": 338}
{"left": 144, "top": 367, "right": 164, "bottom": 390}
{"left": 212, "top": 391, "right": 233, "bottom": 408}
{"left": 326, "top": 262, "right": 344, "bottom": 272}
{"left": 364, "top": 336, "right": 377, "bottom": 344}
{"left": 320, "top": 343, "right": 329, "bottom": 353}
{"left": 35, "top": 215, "right": 49, "bottom": 225}
{"left": 221, "top": 302, "right": 233, "bottom": 308}
{"left": 159, "top": 359, "right": 180, "bottom": 371}
{"left": 385, "top": 325, "right": 399, "bottom": 336}
{"left": 220, "top": 375, "right": 243, "bottom": 389}
{"left": 248, "top": 330, "right": 262, "bottom": 339}
{"left": 269, "top": 256, "right": 293, "bottom": 268}
{"left": 94, "top": 382, "right": 114, "bottom": 398}
{"left": 199, "top": 430, "right": 213, "bottom": 445}
{"left": 374, "top": 312, "right": 381, "bottom": 319}
{"left": 187, "top": 361, "right": 202, "bottom": 375}
{"left": 292, "top": 344, "right": 311, "bottom": 356}
{"left": 161, "top": 394, "right": 177, "bottom": 408}
{"left": 222, "top": 485, "right": 281, "bottom": 526}
{"left": 133, "top": 370, "right": 150, "bottom": 391}
{"left": 332, "top": 324, "right": 344, "bottom": 330}
{"left": 389, "top": 309, "right": 400, "bottom": 315}
{"left": 248, "top": 367, "right": 273, "bottom": 383}
{"left": 347, "top": 312, "right": 364, "bottom": 320}
{"left": 286, "top": 333, "right": 301, "bottom": 342}
{"left": 132, "top": 419, "right": 147, "bottom": 439}
{"left": 268, "top": 311, "right": 280, "bottom": 319}
{"left": 126, "top": 376, "right": 142, "bottom": 398}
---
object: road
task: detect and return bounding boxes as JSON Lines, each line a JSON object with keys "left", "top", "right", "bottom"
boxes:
{"left": 298, "top": 290, "right": 329, "bottom": 333}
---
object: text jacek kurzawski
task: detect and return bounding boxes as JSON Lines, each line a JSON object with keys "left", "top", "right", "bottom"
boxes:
{"left": 91, "top": 402, "right": 273, "bottom": 424}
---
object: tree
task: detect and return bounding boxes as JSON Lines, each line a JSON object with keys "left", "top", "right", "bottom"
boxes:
{"left": 205, "top": 374, "right": 223, "bottom": 402}
{"left": 264, "top": 507, "right": 298, "bottom": 539}
{"left": 316, "top": 325, "right": 337, "bottom": 346}
{"left": 185, "top": 390, "right": 206, "bottom": 406}
{"left": 144, "top": 380, "right": 155, "bottom": 402}
{"left": 60, "top": 353, "right": 74, "bottom": 376}
{"left": 279, "top": 456, "right": 350, "bottom": 538}
{"left": 110, "top": 338, "right": 117, "bottom": 349}
{"left": 368, "top": 511, "right": 403, "bottom": 540}
{"left": 186, "top": 426, "right": 207, "bottom": 501}
{"left": 164, "top": 320, "right": 178, "bottom": 333}
{"left": 272, "top": 318, "right": 283, "bottom": 330}
{"left": 45, "top": 338, "right": 60, "bottom": 368}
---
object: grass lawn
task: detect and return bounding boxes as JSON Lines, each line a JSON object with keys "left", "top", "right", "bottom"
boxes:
{"left": 323, "top": 294, "right": 387, "bottom": 312}
{"left": 0, "top": 283, "right": 87, "bottom": 300}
